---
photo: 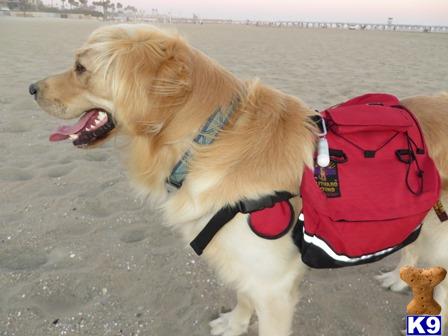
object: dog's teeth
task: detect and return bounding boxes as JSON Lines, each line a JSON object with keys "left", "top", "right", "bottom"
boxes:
{"left": 69, "top": 134, "right": 79, "bottom": 140}
{"left": 86, "top": 127, "right": 91, "bottom": 131}
{"left": 98, "top": 112, "right": 107, "bottom": 120}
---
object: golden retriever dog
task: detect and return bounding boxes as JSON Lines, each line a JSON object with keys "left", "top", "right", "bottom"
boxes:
{"left": 29, "top": 24, "right": 448, "bottom": 336}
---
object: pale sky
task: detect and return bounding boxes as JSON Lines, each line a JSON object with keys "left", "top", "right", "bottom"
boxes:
{"left": 126, "top": 0, "right": 448, "bottom": 25}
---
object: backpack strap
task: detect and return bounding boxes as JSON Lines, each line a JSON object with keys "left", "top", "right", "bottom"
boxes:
{"left": 434, "top": 200, "right": 448, "bottom": 222}
{"left": 190, "top": 191, "right": 295, "bottom": 255}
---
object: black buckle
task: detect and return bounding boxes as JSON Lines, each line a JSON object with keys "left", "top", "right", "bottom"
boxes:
{"left": 310, "top": 115, "right": 326, "bottom": 134}
{"left": 237, "top": 196, "right": 276, "bottom": 214}
{"left": 329, "top": 149, "right": 348, "bottom": 163}
{"left": 396, "top": 149, "right": 415, "bottom": 163}
{"left": 416, "top": 148, "right": 425, "bottom": 155}
{"left": 364, "top": 150, "right": 376, "bottom": 158}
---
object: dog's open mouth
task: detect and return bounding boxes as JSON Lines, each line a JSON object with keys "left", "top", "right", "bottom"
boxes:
{"left": 49, "top": 109, "right": 115, "bottom": 147}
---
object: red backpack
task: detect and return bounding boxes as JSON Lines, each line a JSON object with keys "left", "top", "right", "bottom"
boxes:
{"left": 294, "top": 93, "right": 441, "bottom": 268}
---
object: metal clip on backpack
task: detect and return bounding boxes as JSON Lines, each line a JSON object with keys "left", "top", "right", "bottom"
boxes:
{"left": 294, "top": 93, "right": 441, "bottom": 269}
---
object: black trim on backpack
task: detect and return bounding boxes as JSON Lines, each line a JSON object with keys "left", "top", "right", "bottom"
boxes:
{"left": 292, "top": 215, "right": 422, "bottom": 269}
{"left": 329, "top": 149, "right": 348, "bottom": 163}
{"left": 247, "top": 200, "right": 295, "bottom": 240}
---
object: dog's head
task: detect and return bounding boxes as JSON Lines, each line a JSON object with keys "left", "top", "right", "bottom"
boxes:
{"left": 30, "top": 24, "right": 193, "bottom": 147}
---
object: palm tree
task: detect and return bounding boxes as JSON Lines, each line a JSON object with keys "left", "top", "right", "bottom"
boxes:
{"left": 60, "top": 0, "right": 66, "bottom": 9}
{"left": 68, "top": 0, "right": 78, "bottom": 9}
{"left": 125, "top": 5, "right": 136, "bottom": 12}
{"left": 92, "top": 0, "right": 111, "bottom": 20}
{"left": 78, "top": 0, "right": 88, "bottom": 8}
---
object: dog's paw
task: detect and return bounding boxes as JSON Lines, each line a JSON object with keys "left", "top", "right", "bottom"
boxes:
{"left": 209, "top": 312, "right": 249, "bottom": 336}
{"left": 375, "top": 271, "right": 408, "bottom": 292}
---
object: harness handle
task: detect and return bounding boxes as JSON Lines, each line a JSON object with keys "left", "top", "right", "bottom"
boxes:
{"left": 190, "top": 191, "right": 295, "bottom": 255}
{"left": 395, "top": 149, "right": 415, "bottom": 164}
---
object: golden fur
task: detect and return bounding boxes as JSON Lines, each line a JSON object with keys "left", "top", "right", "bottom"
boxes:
{"left": 379, "top": 93, "right": 448, "bottom": 335}
{"left": 32, "top": 24, "right": 448, "bottom": 336}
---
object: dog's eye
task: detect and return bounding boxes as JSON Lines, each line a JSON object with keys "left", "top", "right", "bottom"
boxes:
{"left": 75, "top": 61, "right": 86, "bottom": 74}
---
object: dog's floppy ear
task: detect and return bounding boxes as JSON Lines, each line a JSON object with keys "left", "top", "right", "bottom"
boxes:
{"left": 95, "top": 26, "right": 193, "bottom": 134}
{"left": 151, "top": 38, "right": 193, "bottom": 99}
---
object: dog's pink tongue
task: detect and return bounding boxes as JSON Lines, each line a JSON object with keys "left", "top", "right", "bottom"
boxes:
{"left": 49, "top": 133, "right": 70, "bottom": 142}
{"left": 49, "top": 110, "right": 97, "bottom": 142}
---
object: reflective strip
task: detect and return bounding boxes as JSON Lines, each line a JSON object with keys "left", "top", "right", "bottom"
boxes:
{"left": 301, "top": 225, "right": 421, "bottom": 263}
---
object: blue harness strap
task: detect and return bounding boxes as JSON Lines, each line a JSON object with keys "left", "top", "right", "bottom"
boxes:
{"left": 166, "top": 97, "right": 240, "bottom": 191}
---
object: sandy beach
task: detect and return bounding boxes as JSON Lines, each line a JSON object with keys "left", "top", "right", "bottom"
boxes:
{"left": 0, "top": 17, "right": 447, "bottom": 336}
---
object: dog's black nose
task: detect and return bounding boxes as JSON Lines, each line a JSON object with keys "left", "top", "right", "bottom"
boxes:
{"left": 29, "top": 83, "right": 39, "bottom": 96}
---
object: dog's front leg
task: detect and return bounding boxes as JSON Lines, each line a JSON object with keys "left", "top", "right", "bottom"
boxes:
{"left": 376, "top": 245, "right": 419, "bottom": 292}
{"left": 252, "top": 270, "right": 302, "bottom": 336}
{"left": 209, "top": 291, "right": 254, "bottom": 336}
{"left": 255, "top": 295, "right": 296, "bottom": 336}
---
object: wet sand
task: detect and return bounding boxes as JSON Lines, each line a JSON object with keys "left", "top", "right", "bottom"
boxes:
{"left": 0, "top": 17, "right": 447, "bottom": 336}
